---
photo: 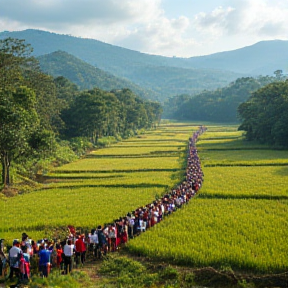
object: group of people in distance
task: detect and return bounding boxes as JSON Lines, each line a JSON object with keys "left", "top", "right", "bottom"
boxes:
{"left": 6, "top": 126, "right": 206, "bottom": 283}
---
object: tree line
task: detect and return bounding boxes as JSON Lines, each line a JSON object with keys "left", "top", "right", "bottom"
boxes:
{"left": 163, "top": 74, "right": 285, "bottom": 123}
{"left": 238, "top": 78, "right": 288, "bottom": 147}
{"left": 0, "top": 38, "right": 162, "bottom": 187}
{"left": 163, "top": 70, "right": 288, "bottom": 148}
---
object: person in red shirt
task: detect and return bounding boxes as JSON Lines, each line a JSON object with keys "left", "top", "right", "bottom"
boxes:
{"left": 75, "top": 235, "right": 86, "bottom": 266}
{"left": 56, "top": 244, "right": 63, "bottom": 269}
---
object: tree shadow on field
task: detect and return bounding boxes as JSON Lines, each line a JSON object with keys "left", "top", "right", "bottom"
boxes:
{"left": 42, "top": 183, "right": 169, "bottom": 190}
{"left": 53, "top": 168, "right": 179, "bottom": 174}
{"left": 272, "top": 165, "right": 288, "bottom": 177}
{"left": 43, "top": 174, "right": 124, "bottom": 181}
{"left": 85, "top": 153, "right": 180, "bottom": 159}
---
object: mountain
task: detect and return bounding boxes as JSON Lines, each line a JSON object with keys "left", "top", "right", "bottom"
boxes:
{"left": 1, "top": 29, "right": 287, "bottom": 101}
{"left": 186, "top": 40, "right": 288, "bottom": 75}
{"left": 38, "top": 50, "right": 157, "bottom": 100}
{"left": 0, "top": 29, "right": 242, "bottom": 101}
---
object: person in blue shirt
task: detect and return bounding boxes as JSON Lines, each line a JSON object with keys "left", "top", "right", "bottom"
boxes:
{"left": 38, "top": 245, "right": 51, "bottom": 277}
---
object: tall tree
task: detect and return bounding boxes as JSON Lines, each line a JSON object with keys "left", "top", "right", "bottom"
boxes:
{"left": 0, "top": 37, "right": 36, "bottom": 90}
{"left": 238, "top": 80, "right": 288, "bottom": 146}
{"left": 0, "top": 87, "right": 39, "bottom": 186}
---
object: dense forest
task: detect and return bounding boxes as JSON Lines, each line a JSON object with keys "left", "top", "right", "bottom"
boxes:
{"left": 0, "top": 38, "right": 162, "bottom": 187}
{"left": 38, "top": 50, "right": 158, "bottom": 100}
{"left": 163, "top": 72, "right": 286, "bottom": 123}
{"left": 238, "top": 80, "right": 288, "bottom": 147}
{"left": 0, "top": 29, "right": 243, "bottom": 102}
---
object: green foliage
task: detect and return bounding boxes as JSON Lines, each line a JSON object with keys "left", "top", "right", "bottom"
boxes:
{"left": 1, "top": 29, "right": 245, "bottom": 102}
{"left": 54, "top": 141, "right": 78, "bottom": 165}
{"left": 99, "top": 255, "right": 146, "bottom": 276}
{"left": 39, "top": 50, "right": 155, "bottom": 100}
{"left": 0, "top": 37, "right": 162, "bottom": 188}
{"left": 62, "top": 88, "right": 162, "bottom": 143}
{"left": 163, "top": 76, "right": 279, "bottom": 122}
{"left": 96, "top": 136, "right": 119, "bottom": 148}
{"left": 29, "top": 270, "right": 90, "bottom": 288}
{"left": 0, "top": 123, "right": 191, "bottom": 241}
{"left": 159, "top": 266, "right": 179, "bottom": 281}
{"left": 238, "top": 80, "right": 288, "bottom": 147}
{"left": 127, "top": 125, "right": 288, "bottom": 274}
{"left": 69, "top": 137, "right": 94, "bottom": 156}
{"left": 0, "top": 86, "right": 40, "bottom": 185}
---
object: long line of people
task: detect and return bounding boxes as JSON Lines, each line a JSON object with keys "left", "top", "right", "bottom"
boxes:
{"left": 6, "top": 126, "right": 206, "bottom": 282}
{"left": 86, "top": 125, "right": 206, "bottom": 257}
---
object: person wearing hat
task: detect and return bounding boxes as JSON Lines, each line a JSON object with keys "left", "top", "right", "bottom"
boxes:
{"left": 8, "top": 239, "right": 23, "bottom": 280}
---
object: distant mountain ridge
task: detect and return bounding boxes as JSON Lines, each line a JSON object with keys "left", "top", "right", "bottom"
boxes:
{"left": 186, "top": 40, "right": 288, "bottom": 75}
{"left": 1, "top": 29, "right": 287, "bottom": 101}
{"left": 38, "top": 50, "right": 156, "bottom": 100}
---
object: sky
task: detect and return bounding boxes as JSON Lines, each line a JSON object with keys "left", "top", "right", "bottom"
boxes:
{"left": 0, "top": 0, "right": 288, "bottom": 57}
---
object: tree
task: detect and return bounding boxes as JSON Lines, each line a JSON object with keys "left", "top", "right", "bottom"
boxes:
{"left": 238, "top": 80, "right": 288, "bottom": 147}
{"left": 0, "top": 87, "right": 39, "bottom": 186}
{"left": 62, "top": 89, "right": 107, "bottom": 144}
{"left": 0, "top": 37, "right": 36, "bottom": 90}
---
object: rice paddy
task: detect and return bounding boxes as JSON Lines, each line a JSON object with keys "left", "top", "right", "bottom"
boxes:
{"left": 0, "top": 123, "right": 197, "bottom": 242}
{"left": 127, "top": 124, "right": 288, "bottom": 273}
{"left": 1, "top": 122, "right": 287, "bottom": 274}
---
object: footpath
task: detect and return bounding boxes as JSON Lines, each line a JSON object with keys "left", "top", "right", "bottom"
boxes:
{"left": 2, "top": 126, "right": 207, "bottom": 285}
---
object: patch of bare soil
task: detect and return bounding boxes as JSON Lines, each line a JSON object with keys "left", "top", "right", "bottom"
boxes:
{"left": 1, "top": 187, "right": 18, "bottom": 197}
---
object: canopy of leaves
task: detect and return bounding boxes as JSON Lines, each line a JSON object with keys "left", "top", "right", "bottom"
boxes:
{"left": 62, "top": 88, "right": 162, "bottom": 143}
{"left": 238, "top": 80, "right": 288, "bottom": 147}
{"left": 38, "top": 50, "right": 157, "bottom": 100}
{"left": 163, "top": 75, "right": 281, "bottom": 122}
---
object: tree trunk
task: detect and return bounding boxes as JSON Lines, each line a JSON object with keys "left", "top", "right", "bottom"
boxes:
{"left": 1, "top": 152, "right": 10, "bottom": 187}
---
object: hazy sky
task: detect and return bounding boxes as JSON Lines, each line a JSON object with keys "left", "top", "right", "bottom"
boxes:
{"left": 1, "top": 0, "right": 287, "bottom": 57}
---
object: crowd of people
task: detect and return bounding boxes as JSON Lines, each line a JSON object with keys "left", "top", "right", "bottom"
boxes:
{"left": 5, "top": 126, "right": 206, "bottom": 282}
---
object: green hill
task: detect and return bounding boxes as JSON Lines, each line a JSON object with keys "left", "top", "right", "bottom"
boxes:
{"left": 38, "top": 50, "right": 156, "bottom": 100}
{"left": 186, "top": 40, "right": 288, "bottom": 75}
{"left": 0, "top": 29, "right": 243, "bottom": 101}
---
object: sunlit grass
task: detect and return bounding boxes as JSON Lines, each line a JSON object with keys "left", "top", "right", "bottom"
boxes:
{"left": 200, "top": 165, "right": 288, "bottom": 198}
{"left": 127, "top": 124, "right": 288, "bottom": 273}
{"left": 201, "top": 149, "right": 288, "bottom": 166}
{"left": 0, "top": 122, "right": 193, "bottom": 242}
{"left": 53, "top": 156, "right": 182, "bottom": 172}
{"left": 128, "top": 198, "right": 288, "bottom": 272}
{"left": 90, "top": 145, "right": 185, "bottom": 156}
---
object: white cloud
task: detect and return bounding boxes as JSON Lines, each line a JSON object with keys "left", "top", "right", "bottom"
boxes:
{"left": 194, "top": 0, "right": 288, "bottom": 39}
{"left": 0, "top": 0, "right": 288, "bottom": 57}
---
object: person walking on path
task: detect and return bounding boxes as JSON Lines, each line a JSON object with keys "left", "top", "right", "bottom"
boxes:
{"left": 8, "top": 239, "right": 23, "bottom": 281}
{"left": 38, "top": 245, "right": 51, "bottom": 277}
{"left": 63, "top": 239, "right": 74, "bottom": 274}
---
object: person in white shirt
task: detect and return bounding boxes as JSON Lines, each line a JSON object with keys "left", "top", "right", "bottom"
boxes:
{"left": 89, "top": 231, "right": 99, "bottom": 258}
{"left": 9, "top": 239, "right": 23, "bottom": 280}
{"left": 63, "top": 239, "right": 74, "bottom": 274}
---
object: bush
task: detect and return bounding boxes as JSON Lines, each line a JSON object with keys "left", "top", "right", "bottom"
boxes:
{"left": 96, "top": 136, "right": 118, "bottom": 148}
{"left": 159, "top": 266, "right": 179, "bottom": 280}
{"left": 99, "top": 254, "right": 145, "bottom": 277}
{"left": 54, "top": 140, "right": 78, "bottom": 165}
{"left": 29, "top": 270, "right": 90, "bottom": 288}
{"left": 70, "top": 137, "right": 94, "bottom": 156}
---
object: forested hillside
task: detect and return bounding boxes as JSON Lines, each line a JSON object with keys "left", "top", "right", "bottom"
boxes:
{"left": 0, "top": 29, "right": 243, "bottom": 101}
{"left": 0, "top": 38, "right": 162, "bottom": 189}
{"left": 238, "top": 80, "right": 288, "bottom": 147}
{"left": 186, "top": 40, "right": 288, "bottom": 75}
{"left": 163, "top": 74, "right": 285, "bottom": 122}
{"left": 38, "top": 50, "right": 158, "bottom": 100}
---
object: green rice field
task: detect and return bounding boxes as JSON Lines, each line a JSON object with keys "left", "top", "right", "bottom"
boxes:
{"left": 0, "top": 123, "right": 197, "bottom": 242}
{"left": 1, "top": 122, "right": 287, "bottom": 274}
{"left": 127, "top": 124, "right": 288, "bottom": 273}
